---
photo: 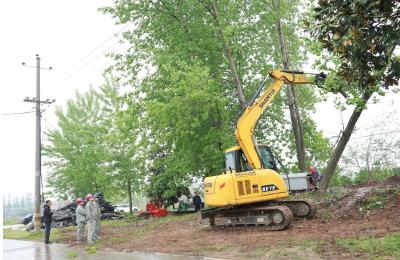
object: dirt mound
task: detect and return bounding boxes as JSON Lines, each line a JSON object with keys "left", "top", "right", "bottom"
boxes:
{"left": 382, "top": 175, "right": 400, "bottom": 186}
{"left": 330, "top": 187, "right": 373, "bottom": 218}
{"left": 345, "top": 175, "right": 400, "bottom": 190}
{"left": 318, "top": 178, "right": 399, "bottom": 219}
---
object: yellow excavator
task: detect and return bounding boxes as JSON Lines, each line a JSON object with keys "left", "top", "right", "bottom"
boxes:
{"left": 201, "top": 70, "right": 326, "bottom": 230}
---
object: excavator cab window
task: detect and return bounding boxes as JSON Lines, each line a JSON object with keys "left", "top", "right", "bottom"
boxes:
{"left": 259, "top": 146, "right": 278, "bottom": 171}
{"left": 224, "top": 151, "right": 236, "bottom": 172}
{"left": 239, "top": 151, "right": 252, "bottom": 172}
{"left": 224, "top": 149, "right": 251, "bottom": 172}
{"left": 224, "top": 147, "right": 277, "bottom": 173}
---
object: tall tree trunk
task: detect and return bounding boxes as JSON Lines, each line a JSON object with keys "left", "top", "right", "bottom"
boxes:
{"left": 275, "top": 8, "right": 307, "bottom": 172}
{"left": 209, "top": 2, "right": 247, "bottom": 109}
{"left": 127, "top": 178, "right": 133, "bottom": 215}
{"left": 320, "top": 91, "right": 373, "bottom": 189}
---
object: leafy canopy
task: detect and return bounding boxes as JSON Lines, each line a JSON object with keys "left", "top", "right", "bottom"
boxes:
{"left": 311, "top": 0, "right": 400, "bottom": 91}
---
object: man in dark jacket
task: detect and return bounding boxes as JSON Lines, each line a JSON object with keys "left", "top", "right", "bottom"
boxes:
{"left": 43, "top": 200, "right": 53, "bottom": 244}
{"left": 192, "top": 192, "right": 202, "bottom": 212}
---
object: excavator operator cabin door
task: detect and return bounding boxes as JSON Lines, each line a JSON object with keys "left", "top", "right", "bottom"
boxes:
{"left": 233, "top": 150, "right": 261, "bottom": 201}
{"left": 258, "top": 145, "right": 278, "bottom": 171}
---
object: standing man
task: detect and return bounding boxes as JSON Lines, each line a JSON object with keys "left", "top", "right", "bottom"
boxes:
{"left": 43, "top": 200, "right": 53, "bottom": 244}
{"left": 178, "top": 192, "right": 190, "bottom": 212}
{"left": 93, "top": 194, "right": 101, "bottom": 240}
{"left": 309, "top": 166, "right": 324, "bottom": 190}
{"left": 85, "top": 194, "right": 96, "bottom": 244}
{"left": 192, "top": 191, "right": 202, "bottom": 212}
{"left": 75, "top": 198, "right": 86, "bottom": 243}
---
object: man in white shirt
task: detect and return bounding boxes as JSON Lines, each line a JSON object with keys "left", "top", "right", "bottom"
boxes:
{"left": 178, "top": 193, "right": 190, "bottom": 211}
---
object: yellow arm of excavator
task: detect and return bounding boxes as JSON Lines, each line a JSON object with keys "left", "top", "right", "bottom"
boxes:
{"left": 235, "top": 70, "right": 325, "bottom": 170}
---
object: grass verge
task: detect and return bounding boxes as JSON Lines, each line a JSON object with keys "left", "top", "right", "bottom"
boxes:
{"left": 336, "top": 233, "right": 400, "bottom": 258}
{"left": 66, "top": 251, "right": 78, "bottom": 258}
{"left": 85, "top": 245, "right": 97, "bottom": 254}
{"left": 358, "top": 188, "right": 398, "bottom": 212}
{"left": 3, "top": 228, "right": 68, "bottom": 242}
{"left": 3, "top": 218, "right": 19, "bottom": 226}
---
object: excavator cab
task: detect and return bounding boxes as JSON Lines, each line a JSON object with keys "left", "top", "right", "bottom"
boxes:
{"left": 224, "top": 145, "right": 278, "bottom": 174}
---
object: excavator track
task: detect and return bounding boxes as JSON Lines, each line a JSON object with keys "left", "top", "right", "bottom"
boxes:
{"left": 274, "top": 199, "right": 316, "bottom": 219}
{"left": 208, "top": 205, "right": 293, "bottom": 231}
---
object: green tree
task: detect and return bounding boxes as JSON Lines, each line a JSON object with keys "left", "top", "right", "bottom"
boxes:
{"left": 44, "top": 89, "right": 112, "bottom": 199}
{"left": 256, "top": 0, "right": 331, "bottom": 171}
{"left": 102, "top": 0, "right": 331, "bottom": 199}
{"left": 309, "top": 0, "right": 400, "bottom": 189}
{"left": 98, "top": 77, "right": 144, "bottom": 214}
{"left": 140, "top": 60, "right": 231, "bottom": 201}
{"left": 44, "top": 77, "right": 146, "bottom": 208}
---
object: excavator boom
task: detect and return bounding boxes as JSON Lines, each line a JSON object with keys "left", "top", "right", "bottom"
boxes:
{"left": 235, "top": 70, "right": 325, "bottom": 170}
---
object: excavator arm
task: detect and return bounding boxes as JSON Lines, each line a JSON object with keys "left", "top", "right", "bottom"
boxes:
{"left": 235, "top": 70, "right": 326, "bottom": 170}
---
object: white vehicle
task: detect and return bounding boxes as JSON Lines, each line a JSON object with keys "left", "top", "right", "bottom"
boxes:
{"left": 115, "top": 204, "right": 138, "bottom": 213}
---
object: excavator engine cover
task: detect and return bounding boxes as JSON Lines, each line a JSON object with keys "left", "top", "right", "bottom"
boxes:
{"left": 204, "top": 169, "right": 288, "bottom": 207}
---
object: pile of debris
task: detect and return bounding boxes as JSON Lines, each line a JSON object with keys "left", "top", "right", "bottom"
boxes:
{"left": 51, "top": 193, "right": 118, "bottom": 228}
{"left": 26, "top": 193, "right": 120, "bottom": 230}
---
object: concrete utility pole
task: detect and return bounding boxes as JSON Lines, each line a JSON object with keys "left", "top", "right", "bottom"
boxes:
{"left": 22, "top": 54, "right": 54, "bottom": 232}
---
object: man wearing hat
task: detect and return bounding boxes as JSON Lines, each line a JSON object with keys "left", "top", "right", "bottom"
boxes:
{"left": 85, "top": 194, "right": 96, "bottom": 243}
{"left": 309, "top": 166, "right": 324, "bottom": 190}
{"left": 75, "top": 198, "right": 86, "bottom": 243}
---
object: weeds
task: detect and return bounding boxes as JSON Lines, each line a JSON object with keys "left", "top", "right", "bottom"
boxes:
{"left": 3, "top": 228, "right": 67, "bottom": 242}
{"left": 249, "top": 247, "right": 265, "bottom": 258}
{"left": 109, "top": 237, "right": 130, "bottom": 243}
{"left": 85, "top": 245, "right": 97, "bottom": 254}
{"left": 290, "top": 187, "right": 348, "bottom": 205}
{"left": 66, "top": 251, "right": 77, "bottom": 258}
{"left": 270, "top": 246, "right": 310, "bottom": 259}
{"left": 3, "top": 229, "right": 43, "bottom": 241}
{"left": 3, "top": 218, "right": 19, "bottom": 226}
{"left": 301, "top": 239, "right": 326, "bottom": 252}
{"left": 102, "top": 219, "right": 133, "bottom": 227}
{"left": 336, "top": 233, "right": 400, "bottom": 258}
{"left": 359, "top": 188, "right": 396, "bottom": 212}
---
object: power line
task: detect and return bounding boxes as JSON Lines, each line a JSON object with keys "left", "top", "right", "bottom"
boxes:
{"left": 42, "top": 24, "right": 129, "bottom": 92}
{"left": 1, "top": 111, "right": 35, "bottom": 116}
{"left": 351, "top": 129, "right": 400, "bottom": 140}
{"left": 51, "top": 62, "right": 112, "bottom": 99}
{"left": 43, "top": 41, "right": 119, "bottom": 96}
{"left": 43, "top": 117, "right": 58, "bottom": 132}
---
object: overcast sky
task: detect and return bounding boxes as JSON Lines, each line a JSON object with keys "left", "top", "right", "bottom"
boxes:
{"left": 0, "top": 0, "right": 119, "bottom": 196}
{"left": 1, "top": 1, "right": 399, "bottom": 198}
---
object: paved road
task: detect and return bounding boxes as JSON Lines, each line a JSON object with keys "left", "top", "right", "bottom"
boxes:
{"left": 3, "top": 239, "right": 213, "bottom": 260}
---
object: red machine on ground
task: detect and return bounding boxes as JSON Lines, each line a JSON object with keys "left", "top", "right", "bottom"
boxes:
{"left": 139, "top": 201, "right": 168, "bottom": 218}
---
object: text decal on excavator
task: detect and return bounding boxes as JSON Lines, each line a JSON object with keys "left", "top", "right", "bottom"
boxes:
{"left": 261, "top": 184, "right": 278, "bottom": 192}
{"left": 258, "top": 89, "right": 276, "bottom": 109}
{"left": 235, "top": 172, "right": 256, "bottom": 177}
